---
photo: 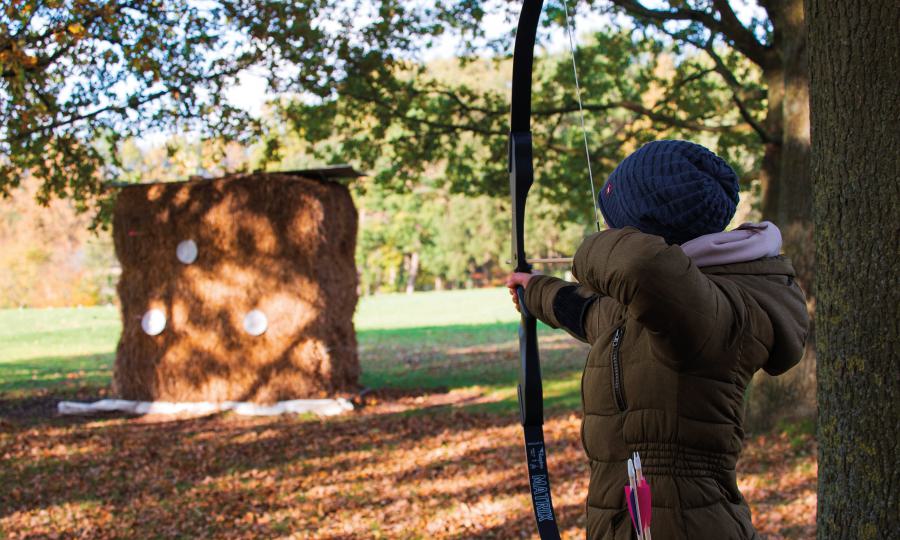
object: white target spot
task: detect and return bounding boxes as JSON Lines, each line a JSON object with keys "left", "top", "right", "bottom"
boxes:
{"left": 243, "top": 310, "right": 268, "bottom": 336}
{"left": 141, "top": 309, "right": 167, "bottom": 336}
{"left": 176, "top": 239, "right": 198, "bottom": 264}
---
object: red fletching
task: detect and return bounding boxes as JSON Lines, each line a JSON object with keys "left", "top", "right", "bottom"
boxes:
{"left": 637, "top": 479, "right": 652, "bottom": 529}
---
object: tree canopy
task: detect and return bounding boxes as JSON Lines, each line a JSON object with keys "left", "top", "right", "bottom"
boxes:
{"left": 2, "top": 1, "right": 771, "bottom": 208}
{"left": 2, "top": 1, "right": 795, "bottom": 291}
{"left": 0, "top": 0, "right": 481, "bottom": 207}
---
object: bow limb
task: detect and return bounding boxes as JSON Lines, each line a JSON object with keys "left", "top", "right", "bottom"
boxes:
{"left": 509, "top": 0, "right": 541, "bottom": 275}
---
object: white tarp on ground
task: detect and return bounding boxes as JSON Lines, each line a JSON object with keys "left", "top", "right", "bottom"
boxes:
{"left": 57, "top": 398, "right": 354, "bottom": 417}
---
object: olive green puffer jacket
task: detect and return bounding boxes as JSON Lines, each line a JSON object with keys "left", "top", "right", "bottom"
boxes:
{"left": 524, "top": 227, "right": 809, "bottom": 540}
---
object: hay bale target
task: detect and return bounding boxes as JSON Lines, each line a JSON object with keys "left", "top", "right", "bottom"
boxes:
{"left": 112, "top": 171, "right": 360, "bottom": 403}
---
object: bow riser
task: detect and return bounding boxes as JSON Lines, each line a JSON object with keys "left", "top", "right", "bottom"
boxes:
{"left": 509, "top": 131, "right": 534, "bottom": 275}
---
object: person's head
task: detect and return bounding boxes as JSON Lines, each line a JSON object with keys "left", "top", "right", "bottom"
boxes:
{"left": 598, "top": 140, "right": 739, "bottom": 245}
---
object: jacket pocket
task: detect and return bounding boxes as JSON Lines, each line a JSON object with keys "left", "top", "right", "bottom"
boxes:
{"left": 587, "top": 508, "right": 630, "bottom": 540}
{"left": 611, "top": 325, "right": 627, "bottom": 411}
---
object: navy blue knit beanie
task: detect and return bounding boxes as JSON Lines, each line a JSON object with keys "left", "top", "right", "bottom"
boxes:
{"left": 598, "top": 140, "right": 739, "bottom": 245}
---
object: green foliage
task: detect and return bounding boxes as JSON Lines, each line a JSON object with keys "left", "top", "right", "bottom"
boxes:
{"left": 0, "top": 0, "right": 475, "bottom": 217}
{"left": 2, "top": 1, "right": 770, "bottom": 293}
{"left": 2, "top": 1, "right": 244, "bottom": 209}
{"left": 281, "top": 20, "right": 765, "bottom": 213}
{"left": 351, "top": 179, "right": 588, "bottom": 293}
{"left": 2, "top": 1, "right": 767, "bottom": 216}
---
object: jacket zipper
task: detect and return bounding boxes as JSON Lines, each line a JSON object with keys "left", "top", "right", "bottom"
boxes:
{"left": 611, "top": 326, "right": 627, "bottom": 411}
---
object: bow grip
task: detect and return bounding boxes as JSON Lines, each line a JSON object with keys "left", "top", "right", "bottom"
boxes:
{"left": 516, "top": 285, "right": 544, "bottom": 427}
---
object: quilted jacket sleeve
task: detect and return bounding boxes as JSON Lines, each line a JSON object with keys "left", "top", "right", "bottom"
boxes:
{"left": 523, "top": 275, "right": 616, "bottom": 344}
{"left": 572, "top": 227, "right": 734, "bottom": 361}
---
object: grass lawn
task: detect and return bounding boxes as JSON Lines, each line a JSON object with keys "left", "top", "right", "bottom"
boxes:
{"left": 0, "top": 306, "right": 121, "bottom": 394}
{"left": 0, "top": 289, "right": 815, "bottom": 539}
{"left": 0, "top": 288, "right": 584, "bottom": 410}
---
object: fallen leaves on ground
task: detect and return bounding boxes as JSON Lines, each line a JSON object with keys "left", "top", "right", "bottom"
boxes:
{"left": 739, "top": 428, "right": 817, "bottom": 539}
{"left": 0, "top": 393, "right": 816, "bottom": 539}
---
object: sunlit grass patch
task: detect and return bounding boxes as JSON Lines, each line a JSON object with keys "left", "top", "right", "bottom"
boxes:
{"left": 0, "top": 289, "right": 586, "bottom": 408}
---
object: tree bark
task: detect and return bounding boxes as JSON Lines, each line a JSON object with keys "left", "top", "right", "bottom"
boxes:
{"left": 808, "top": 1, "right": 900, "bottom": 537}
{"left": 761, "top": 0, "right": 814, "bottom": 296}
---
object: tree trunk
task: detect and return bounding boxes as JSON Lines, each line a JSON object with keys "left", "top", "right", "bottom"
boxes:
{"left": 808, "top": 1, "right": 900, "bottom": 537}
{"left": 762, "top": 0, "right": 814, "bottom": 296}
{"left": 748, "top": 0, "right": 817, "bottom": 432}
{"left": 759, "top": 63, "right": 783, "bottom": 222}
{"left": 405, "top": 251, "right": 419, "bottom": 294}
{"left": 387, "top": 265, "right": 398, "bottom": 291}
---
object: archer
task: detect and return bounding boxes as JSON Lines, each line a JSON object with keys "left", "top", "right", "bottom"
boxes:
{"left": 507, "top": 139, "right": 809, "bottom": 539}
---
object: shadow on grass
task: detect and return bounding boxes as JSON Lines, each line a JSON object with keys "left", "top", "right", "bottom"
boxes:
{"left": 0, "top": 352, "right": 114, "bottom": 395}
{"left": 1, "top": 320, "right": 588, "bottom": 413}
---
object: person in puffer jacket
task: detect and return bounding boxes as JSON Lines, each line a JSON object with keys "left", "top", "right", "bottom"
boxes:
{"left": 506, "top": 140, "right": 809, "bottom": 540}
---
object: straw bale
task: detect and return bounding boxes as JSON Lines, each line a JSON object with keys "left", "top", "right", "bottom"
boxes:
{"left": 112, "top": 173, "right": 359, "bottom": 403}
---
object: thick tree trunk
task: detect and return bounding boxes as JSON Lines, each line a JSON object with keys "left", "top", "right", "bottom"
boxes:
{"left": 747, "top": 0, "right": 816, "bottom": 431}
{"left": 387, "top": 265, "right": 398, "bottom": 290}
{"left": 808, "top": 1, "right": 900, "bottom": 537}
{"left": 759, "top": 64, "right": 783, "bottom": 221}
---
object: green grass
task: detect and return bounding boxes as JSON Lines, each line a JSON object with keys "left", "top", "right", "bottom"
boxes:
{"left": 0, "top": 289, "right": 586, "bottom": 413}
{"left": 0, "top": 306, "right": 120, "bottom": 394}
{"left": 355, "top": 287, "right": 519, "bottom": 330}
{"left": 0, "top": 306, "right": 121, "bottom": 362}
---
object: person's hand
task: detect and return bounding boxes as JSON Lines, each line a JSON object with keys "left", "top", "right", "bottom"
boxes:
{"left": 505, "top": 272, "right": 539, "bottom": 311}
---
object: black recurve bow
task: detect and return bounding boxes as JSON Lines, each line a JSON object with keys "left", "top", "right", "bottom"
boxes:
{"left": 509, "top": 1, "right": 562, "bottom": 538}
{"left": 510, "top": 2, "right": 600, "bottom": 536}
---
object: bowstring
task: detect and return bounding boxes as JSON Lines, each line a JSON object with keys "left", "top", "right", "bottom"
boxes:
{"left": 561, "top": 0, "right": 602, "bottom": 232}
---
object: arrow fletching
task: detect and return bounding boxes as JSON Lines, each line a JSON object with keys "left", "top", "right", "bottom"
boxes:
{"left": 630, "top": 452, "right": 652, "bottom": 537}
{"left": 625, "top": 458, "right": 644, "bottom": 540}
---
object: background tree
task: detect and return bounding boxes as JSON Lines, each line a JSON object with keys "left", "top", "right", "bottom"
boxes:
{"left": 0, "top": 0, "right": 471, "bottom": 211}
{"left": 809, "top": 0, "right": 899, "bottom": 536}
{"left": 605, "top": 0, "right": 812, "bottom": 286}
{"left": 287, "top": 0, "right": 810, "bottom": 284}
{"left": 289, "top": 27, "right": 763, "bottom": 251}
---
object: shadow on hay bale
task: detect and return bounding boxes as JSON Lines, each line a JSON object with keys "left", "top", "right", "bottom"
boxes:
{"left": 112, "top": 172, "right": 359, "bottom": 403}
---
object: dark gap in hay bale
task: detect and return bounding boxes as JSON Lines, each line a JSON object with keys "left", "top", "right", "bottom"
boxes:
{"left": 112, "top": 173, "right": 359, "bottom": 403}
